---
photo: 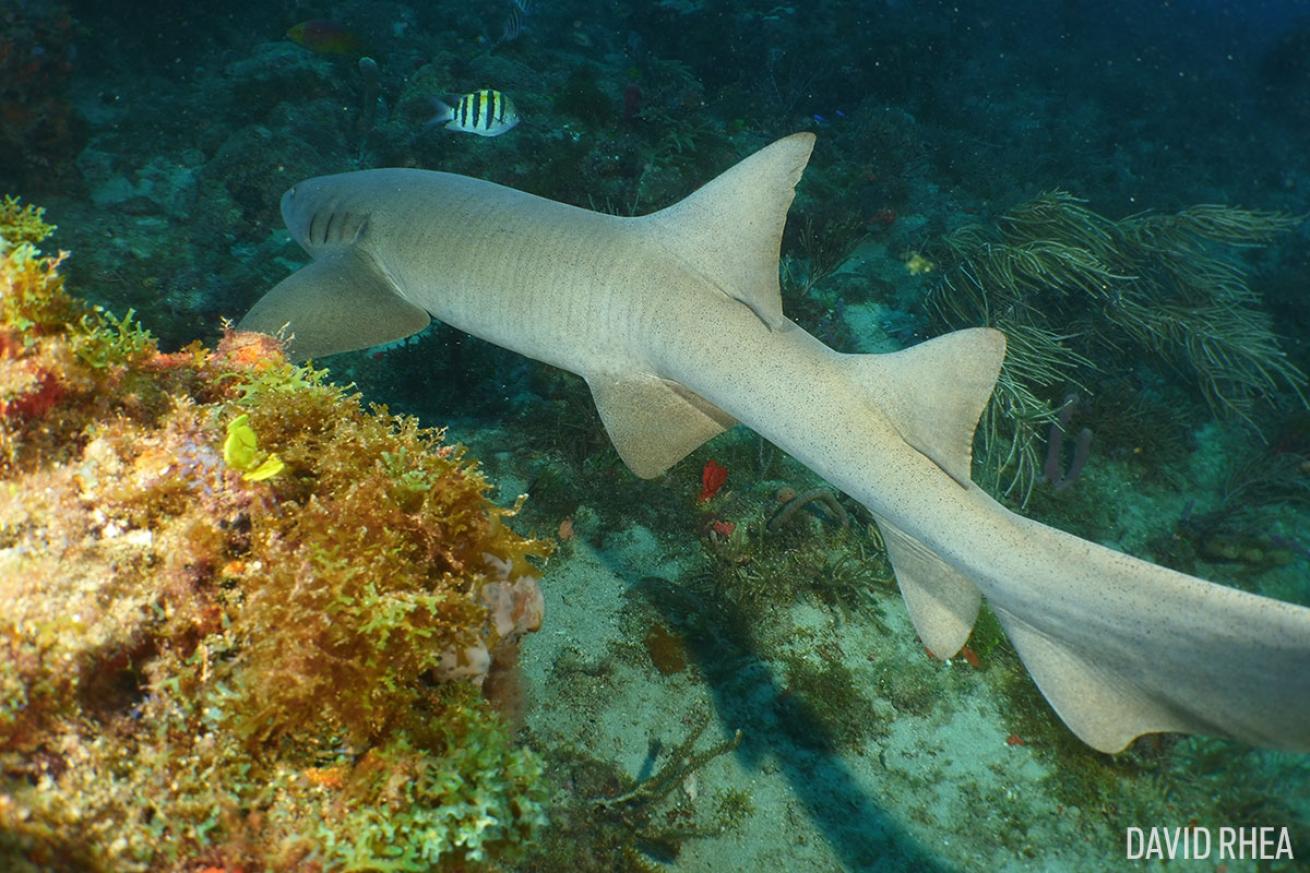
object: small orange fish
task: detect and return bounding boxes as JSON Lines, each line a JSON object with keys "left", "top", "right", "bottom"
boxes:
{"left": 286, "top": 20, "right": 362, "bottom": 56}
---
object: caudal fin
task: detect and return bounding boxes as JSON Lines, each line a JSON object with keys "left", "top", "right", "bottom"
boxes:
{"left": 425, "top": 97, "right": 455, "bottom": 129}
{"left": 880, "top": 492, "right": 1310, "bottom": 753}
{"left": 1000, "top": 513, "right": 1310, "bottom": 749}
{"left": 992, "top": 517, "right": 1310, "bottom": 753}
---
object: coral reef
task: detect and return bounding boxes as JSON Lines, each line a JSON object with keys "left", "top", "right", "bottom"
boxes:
{"left": 0, "top": 212, "right": 550, "bottom": 871}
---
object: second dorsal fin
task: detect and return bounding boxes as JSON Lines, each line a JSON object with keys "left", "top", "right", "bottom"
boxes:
{"left": 845, "top": 328, "right": 1006, "bottom": 486}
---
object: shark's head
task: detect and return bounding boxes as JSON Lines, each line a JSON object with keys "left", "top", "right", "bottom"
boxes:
{"left": 239, "top": 169, "right": 431, "bottom": 360}
{"left": 281, "top": 174, "right": 372, "bottom": 254}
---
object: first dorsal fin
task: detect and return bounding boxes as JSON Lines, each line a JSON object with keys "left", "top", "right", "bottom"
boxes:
{"left": 642, "top": 133, "right": 816, "bottom": 330}
{"left": 845, "top": 328, "right": 1006, "bottom": 486}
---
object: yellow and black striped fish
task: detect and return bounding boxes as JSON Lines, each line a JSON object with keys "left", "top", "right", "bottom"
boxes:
{"left": 429, "top": 89, "right": 520, "bottom": 137}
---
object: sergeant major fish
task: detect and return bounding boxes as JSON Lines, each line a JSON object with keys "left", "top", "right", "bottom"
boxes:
{"left": 428, "top": 89, "right": 520, "bottom": 137}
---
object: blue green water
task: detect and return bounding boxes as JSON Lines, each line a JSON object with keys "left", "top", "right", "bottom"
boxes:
{"left": 3, "top": 0, "right": 1308, "bottom": 870}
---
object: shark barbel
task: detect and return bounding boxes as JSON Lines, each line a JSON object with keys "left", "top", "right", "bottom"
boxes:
{"left": 239, "top": 133, "right": 1310, "bottom": 754}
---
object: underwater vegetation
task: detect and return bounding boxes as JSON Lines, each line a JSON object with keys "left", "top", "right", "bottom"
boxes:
{"left": 0, "top": 204, "right": 551, "bottom": 871}
{"left": 0, "top": 198, "right": 57, "bottom": 248}
{"left": 524, "top": 708, "right": 747, "bottom": 872}
{"left": 922, "top": 192, "right": 1306, "bottom": 501}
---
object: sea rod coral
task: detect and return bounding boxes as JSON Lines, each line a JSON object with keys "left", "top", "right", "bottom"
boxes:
{"left": 0, "top": 200, "right": 551, "bottom": 872}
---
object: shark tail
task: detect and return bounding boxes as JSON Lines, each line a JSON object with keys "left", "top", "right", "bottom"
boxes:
{"left": 844, "top": 329, "right": 1310, "bottom": 753}
{"left": 876, "top": 456, "right": 1310, "bottom": 753}
{"left": 988, "top": 513, "right": 1310, "bottom": 753}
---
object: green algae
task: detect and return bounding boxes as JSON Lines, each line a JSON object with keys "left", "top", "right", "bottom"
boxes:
{"left": 0, "top": 212, "right": 551, "bottom": 871}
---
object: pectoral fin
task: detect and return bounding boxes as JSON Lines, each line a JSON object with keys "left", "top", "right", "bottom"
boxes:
{"left": 238, "top": 249, "right": 430, "bottom": 361}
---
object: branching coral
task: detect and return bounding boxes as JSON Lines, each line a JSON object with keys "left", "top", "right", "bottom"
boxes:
{"left": 527, "top": 707, "right": 744, "bottom": 872}
{"left": 925, "top": 191, "right": 1306, "bottom": 501}
{"left": 0, "top": 207, "right": 552, "bottom": 871}
{"left": 594, "top": 709, "right": 741, "bottom": 813}
{"left": 766, "top": 487, "right": 850, "bottom": 533}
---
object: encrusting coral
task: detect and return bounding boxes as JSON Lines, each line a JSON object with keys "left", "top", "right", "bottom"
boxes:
{"left": 0, "top": 199, "right": 551, "bottom": 871}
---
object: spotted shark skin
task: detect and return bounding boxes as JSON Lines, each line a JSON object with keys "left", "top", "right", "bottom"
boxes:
{"left": 240, "top": 133, "right": 1310, "bottom": 754}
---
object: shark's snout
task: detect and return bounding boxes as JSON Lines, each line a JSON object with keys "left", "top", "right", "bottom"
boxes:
{"left": 279, "top": 187, "right": 298, "bottom": 229}
{"left": 280, "top": 183, "right": 310, "bottom": 249}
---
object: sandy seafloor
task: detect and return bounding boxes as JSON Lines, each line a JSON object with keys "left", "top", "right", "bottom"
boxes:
{"left": 505, "top": 507, "right": 1306, "bottom": 872}
{"left": 444, "top": 404, "right": 1310, "bottom": 873}
{"left": 353, "top": 238, "right": 1310, "bottom": 873}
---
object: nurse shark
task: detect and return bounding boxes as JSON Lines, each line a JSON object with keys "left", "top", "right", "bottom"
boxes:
{"left": 239, "top": 133, "right": 1310, "bottom": 754}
